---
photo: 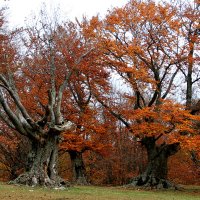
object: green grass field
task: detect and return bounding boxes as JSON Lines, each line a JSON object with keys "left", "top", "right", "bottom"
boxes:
{"left": 0, "top": 182, "right": 199, "bottom": 200}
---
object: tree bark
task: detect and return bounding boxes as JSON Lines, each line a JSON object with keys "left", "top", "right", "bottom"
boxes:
{"left": 130, "top": 137, "right": 180, "bottom": 189}
{"left": 11, "top": 133, "right": 68, "bottom": 187}
{"left": 69, "top": 151, "right": 88, "bottom": 185}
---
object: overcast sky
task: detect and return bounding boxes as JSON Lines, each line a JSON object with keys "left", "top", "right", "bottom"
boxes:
{"left": 0, "top": 0, "right": 128, "bottom": 27}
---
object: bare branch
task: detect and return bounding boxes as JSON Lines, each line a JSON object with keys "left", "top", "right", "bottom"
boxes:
{"left": 93, "top": 92, "right": 131, "bottom": 130}
{"left": 0, "top": 89, "right": 27, "bottom": 135}
{"left": 55, "top": 70, "right": 73, "bottom": 124}
{"left": 162, "top": 68, "right": 179, "bottom": 99}
{"left": 0, "top": 75, "right": 35, "bottom": 127}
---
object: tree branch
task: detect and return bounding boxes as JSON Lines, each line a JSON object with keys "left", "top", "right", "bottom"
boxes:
{"left": 162, "top": 68, "right": 179, "bottom": 99}
{"left": 0, "top": 89, "right": 27, "bottom": 135}
{"left": 0, "top": 75, "right": 35, "bottom": 127}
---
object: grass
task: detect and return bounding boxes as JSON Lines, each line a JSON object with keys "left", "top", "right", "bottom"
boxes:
{"left": 0, "top": 182, "right": 199, "bottom": 200}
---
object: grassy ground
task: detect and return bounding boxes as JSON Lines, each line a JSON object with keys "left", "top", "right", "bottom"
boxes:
{"left": 0, "top": 182, "right": 199, "bottom": 200}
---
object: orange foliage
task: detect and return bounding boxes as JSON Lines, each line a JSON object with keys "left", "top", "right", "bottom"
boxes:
{"left": 169, "top": 150, "right": 200, "bottom": 185}
{"left": 0, "top": 1, "right": 200, "bottom": 186}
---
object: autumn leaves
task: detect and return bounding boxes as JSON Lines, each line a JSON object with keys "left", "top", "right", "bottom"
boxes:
{"left": 0, "top": 0, "right": 199, "bottom": 187}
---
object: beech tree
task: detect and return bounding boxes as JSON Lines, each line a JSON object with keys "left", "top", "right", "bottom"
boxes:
{"left": 0, "top": 5, "right": 111, "bottom": 186}
{"left": 175, "top": 0, "right": 200, "bottom": 107}
{"left": 90, "top": 0, "right": 200, "bottom": 188}
{"left": 176, "top": 0, "right": 200, "bottom": 169}
{"left": 52, "top": 20, "right": 110, "bottom": 184}
{"left": 0, "top": 11, "right": 85, "bottom": 186}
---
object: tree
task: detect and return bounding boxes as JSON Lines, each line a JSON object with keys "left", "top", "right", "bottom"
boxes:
{"left": 175, "top": 0, "right": 200, "bottom": 171}
{"left": 0, "top": 10, "right": 83, "bottom": 186}
{"left": 60, "top": 103, "right": 111, "bottom": 185}
{"left": 0, "top": 6, "right": 111, "bottom": 186}
{"left": 53, "top": 18, "right": 111, "bottom": 185}
{"left": 176, "top": 0, "right": 200, "bottom": 107}
{"left": 90, "top": 0, "right": 200, "bottom": 188}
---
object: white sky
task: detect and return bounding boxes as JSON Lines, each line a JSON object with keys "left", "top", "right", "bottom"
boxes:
{"left": 0, "top": 0, "right": 128, "bottom": 27}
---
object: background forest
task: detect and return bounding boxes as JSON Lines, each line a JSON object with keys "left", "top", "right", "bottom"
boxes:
{"left": 0, "top": 0, "right": 200, "bottom": 189}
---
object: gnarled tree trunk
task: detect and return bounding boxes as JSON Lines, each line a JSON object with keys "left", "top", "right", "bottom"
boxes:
{"left": 69, "top": 151, "right": 88, "bottom": 185}
{"left": 130, "top": 137, "right": 180, "bottom": 189}
{"left": 12, "top": 133, "right": 68, "bottom": 187}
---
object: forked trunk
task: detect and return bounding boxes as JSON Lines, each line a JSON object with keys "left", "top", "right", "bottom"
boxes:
{"left": 130, "top": 137, "right": 180, "bottom": 189}
{"left": 69, "top": 151, "right": 88, "bottom": 185}
{"left": 11, "top": 134, "right": 68, "bottom": 187}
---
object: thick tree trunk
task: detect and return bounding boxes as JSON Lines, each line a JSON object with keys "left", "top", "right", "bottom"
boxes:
{"left": 130, "top": 137, "right": 180, "bottom": 189}
{"left": 69, "top": 151, "right": 88, "bottom": 185}
{"left": 11, "top": 134, "right": 68, "bottom": 187}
